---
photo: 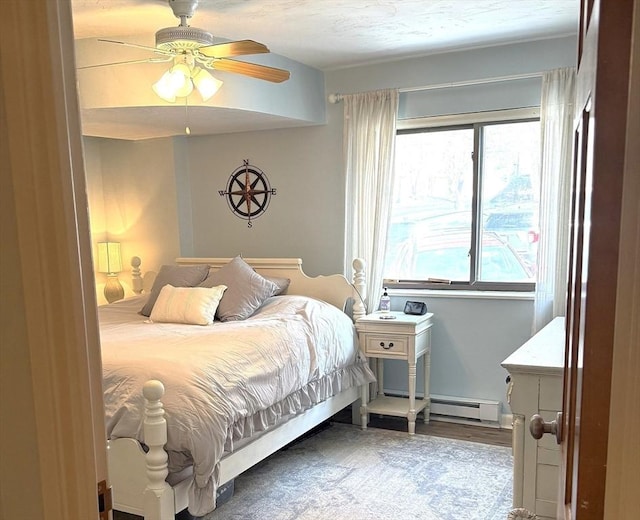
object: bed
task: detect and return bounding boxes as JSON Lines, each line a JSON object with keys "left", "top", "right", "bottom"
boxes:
{"left": 101, "top": 256, "right": 372, "bottom": 519}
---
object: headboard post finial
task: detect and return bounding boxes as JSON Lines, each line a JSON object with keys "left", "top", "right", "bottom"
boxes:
{"left": 131, "top": 256, "right": 143, "bottom": 294}
{"left": 352, "top": 258, "right": 367, "bottom": 321}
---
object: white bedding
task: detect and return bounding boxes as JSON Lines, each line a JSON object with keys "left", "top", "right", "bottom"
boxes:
{"left": 100, "top": 294, "right": 374, "bottom": 516}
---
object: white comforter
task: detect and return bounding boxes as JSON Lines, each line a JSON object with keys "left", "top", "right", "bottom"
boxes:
{"left": 100, "top": 294, "right": 373, "bottom": 516}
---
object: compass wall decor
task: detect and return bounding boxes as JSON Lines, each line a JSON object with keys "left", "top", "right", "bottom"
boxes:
{"left": 218, "top": 160, "right": 277, "bottom": 228}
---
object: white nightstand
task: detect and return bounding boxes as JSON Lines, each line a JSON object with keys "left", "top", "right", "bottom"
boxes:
{"left": 356, "top": 311, "right": 434, "bottom": 434}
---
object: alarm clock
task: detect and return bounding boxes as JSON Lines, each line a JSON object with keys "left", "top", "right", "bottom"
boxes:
{"left": 403, "top": 301, "right": 427, "bottom": 315}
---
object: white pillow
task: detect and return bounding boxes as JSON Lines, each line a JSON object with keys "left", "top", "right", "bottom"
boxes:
{"left": 149, "top": 284, "right": 227, "bottom": 325}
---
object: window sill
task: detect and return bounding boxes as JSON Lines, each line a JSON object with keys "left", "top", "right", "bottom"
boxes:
{"left": 389, "top": 287, "right": 535, "bottom": 301}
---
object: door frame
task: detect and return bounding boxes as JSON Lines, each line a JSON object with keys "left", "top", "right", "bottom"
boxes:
{"left": 0, "top": 0, "right": 108, "bottom": 518}
{"left": 602, "top": 0, "right": 640, "bottom": 516}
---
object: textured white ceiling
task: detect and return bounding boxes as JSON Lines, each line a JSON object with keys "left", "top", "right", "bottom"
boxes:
{"left": 71, "top": 0, "right": 579, "bottom": 139}
{"left": 71, "top": 0, "right": 579, "bottom": 71}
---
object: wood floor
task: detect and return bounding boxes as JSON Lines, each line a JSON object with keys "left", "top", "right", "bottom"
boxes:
{"left": 331, "top": 407, "right": 513, "bottom": 447}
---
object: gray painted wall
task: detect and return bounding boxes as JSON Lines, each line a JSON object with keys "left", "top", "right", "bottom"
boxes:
{"left": 86, "top": 36, "right": 576, "bottom": 417}
{"left": 177, "top": 37, "right": 575, "bottom": 415}
{"left": 384, "top": 293, "right": 533, "bottom": 415}
{"left": 184, "top": 123, "right": 345, "bottom": 276}
{"left": 325, "top": 37, "right": 576, "bottom": 96}
{"left": 84, "top": 136, "right": 182, "bottom": 303}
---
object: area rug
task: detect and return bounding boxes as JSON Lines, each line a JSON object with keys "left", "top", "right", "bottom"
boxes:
{"left": 208, "top": 422, "right": 512, "bottom": 520}
{"left": 115, "top": 422, "right": 513, "bottom": 520}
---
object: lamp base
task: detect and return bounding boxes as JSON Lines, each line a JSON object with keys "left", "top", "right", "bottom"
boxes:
{"left": 104, "top": 275, "right": 125, "bottom": 304}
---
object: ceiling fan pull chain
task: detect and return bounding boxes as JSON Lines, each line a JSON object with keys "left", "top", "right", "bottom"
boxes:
{"left": 184, "top": 96, "right": 191, "bottom": 135}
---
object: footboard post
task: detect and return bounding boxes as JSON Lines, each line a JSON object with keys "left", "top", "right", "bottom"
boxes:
{"left": 352, "top": 258, "right": 367, "bottom": 321}
{"left": 142, "top": 380, "right": 175, "bottom": 520}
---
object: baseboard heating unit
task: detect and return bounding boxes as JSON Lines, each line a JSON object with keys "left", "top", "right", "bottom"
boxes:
{"left": 429, "top": 394, "right": 501, "bottom": 426}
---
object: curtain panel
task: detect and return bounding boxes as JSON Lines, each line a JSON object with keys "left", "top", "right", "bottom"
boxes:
{"left": 342, "top": 89, "right": 399, "bottom": 312}
{"left": 533, "top": 67, "right": 576, "bottom": 332}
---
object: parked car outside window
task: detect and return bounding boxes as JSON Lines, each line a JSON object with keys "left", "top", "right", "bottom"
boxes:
{"left": 387, "top": 229, "right": 534, "bottom": 283}
{"left": 483, "top": 205, "right": 539, "bottom": 271}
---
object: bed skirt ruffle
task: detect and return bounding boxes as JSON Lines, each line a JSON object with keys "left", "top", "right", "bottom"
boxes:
{"left": 186, "top": 357, "right": 375, "bottom": 516}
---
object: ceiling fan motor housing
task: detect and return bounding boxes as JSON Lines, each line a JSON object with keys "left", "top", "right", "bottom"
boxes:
{"left": 158, "top": 0, "right": 213, "bottom": 50}
{"left": 155, "top": 26, "right": 214, "bottom": 50}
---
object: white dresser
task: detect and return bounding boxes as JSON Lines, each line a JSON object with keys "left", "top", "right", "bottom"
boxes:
{"left": 501, "top": 317, "right": 565, "bottom": 520}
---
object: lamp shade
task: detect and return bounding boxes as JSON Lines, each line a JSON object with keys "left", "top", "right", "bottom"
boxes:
{"left": 172, "top": 63, "right": 194, "bottom": 97}
{"left": 98, "top": 242, "right": 123, "bottom": 274}
{"left": 153, "top": 64, "right": 223, "bottom": 103}
{"left": 192, "top": 68, "right": 223, "bottom": 101}
{"left": 152, "top": 69, "right": 179, "bottom": 102}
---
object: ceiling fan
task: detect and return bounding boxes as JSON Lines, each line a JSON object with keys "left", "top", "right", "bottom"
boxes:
{"left": 85, "top": 0, "right": 290, "bottom": 102}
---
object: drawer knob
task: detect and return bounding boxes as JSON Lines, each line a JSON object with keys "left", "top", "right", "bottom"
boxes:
{"left": 380, "top": 341, "right": 394, "bottom": 350}
{"left": 529, "top": 412, "right": 562, "bottom": 444}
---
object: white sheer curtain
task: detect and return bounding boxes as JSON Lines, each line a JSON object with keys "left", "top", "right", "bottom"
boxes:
{"left": 343, "top": 89, "right": 399, "bottom": 312}
{"left": 533, "top": 67, "right": 576, "bottom": 332}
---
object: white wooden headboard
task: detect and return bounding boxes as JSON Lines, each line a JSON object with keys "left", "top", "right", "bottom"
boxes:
{"left": 131, "top": 257, "right": 367, "bottom": 321}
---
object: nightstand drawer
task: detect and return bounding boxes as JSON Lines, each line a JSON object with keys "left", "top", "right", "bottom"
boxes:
{"left": 364, "top": 335, "right": 408, "bottom": 356}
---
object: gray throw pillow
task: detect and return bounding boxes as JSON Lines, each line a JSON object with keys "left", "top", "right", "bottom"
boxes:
{"left": 140, "top": 264, "right": 210, "bottom": 317}
{"left": 263, "top": 276, "right": 291, "bottom": 295}
{"left": 199, "top": 256, "right": 279, "bottom": 321}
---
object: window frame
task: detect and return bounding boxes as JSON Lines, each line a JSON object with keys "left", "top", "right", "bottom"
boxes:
{"left": 385, "top": 108, "right": 540, "bottom": 292}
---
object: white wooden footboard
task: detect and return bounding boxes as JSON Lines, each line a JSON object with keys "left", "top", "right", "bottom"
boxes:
{"left": 109, "top": 380, "right": 362, "bottom": 519}
{"left": 142, "top": 380, "right": 177, "bottom": 519}
{"left": 108, "top": 380, "right": 190, "bottom": 520}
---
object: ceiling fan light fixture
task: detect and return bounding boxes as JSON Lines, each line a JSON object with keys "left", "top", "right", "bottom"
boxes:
{"left": 192, "top": 68, "right": 223, "bottom": 101}
{"left": 152, "top": 63, "right": 194, "bottom": 102}
{"left": 174, "top": 78, "right": 194, "bottom": 98}
{"left": 171, "top": 63, "right": 194, "bottom": 97}
{"left": 94, "top": 0, "right": 290, "bottom": 103}
{"left": 152, "top": 69, "right": 178, "bottom": 102}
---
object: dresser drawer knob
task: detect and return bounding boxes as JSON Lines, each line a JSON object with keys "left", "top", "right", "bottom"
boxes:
{"left": 380, "top": 341, "right": 394, "bottom": 350}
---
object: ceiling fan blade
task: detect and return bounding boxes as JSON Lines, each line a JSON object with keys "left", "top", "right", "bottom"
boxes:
{"left": 212, "top": 58, "right": 290, "bottom": 83}
{"left": 98, "top": 38, "right": 175, "bottom": 57}
{"left": 77, "top": 57, "right": 173, "bottom": 70}
{"left": 198, "top": 40, "right": 270, "bottom": 58}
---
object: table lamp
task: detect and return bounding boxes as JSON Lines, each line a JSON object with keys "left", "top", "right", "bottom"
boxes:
{"left": 98, "top": 241, "right": 124, "bottom": 303}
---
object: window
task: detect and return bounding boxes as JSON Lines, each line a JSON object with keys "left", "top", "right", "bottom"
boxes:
{"left": 384, "top": 115, "right": 540, "bottom": 291}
